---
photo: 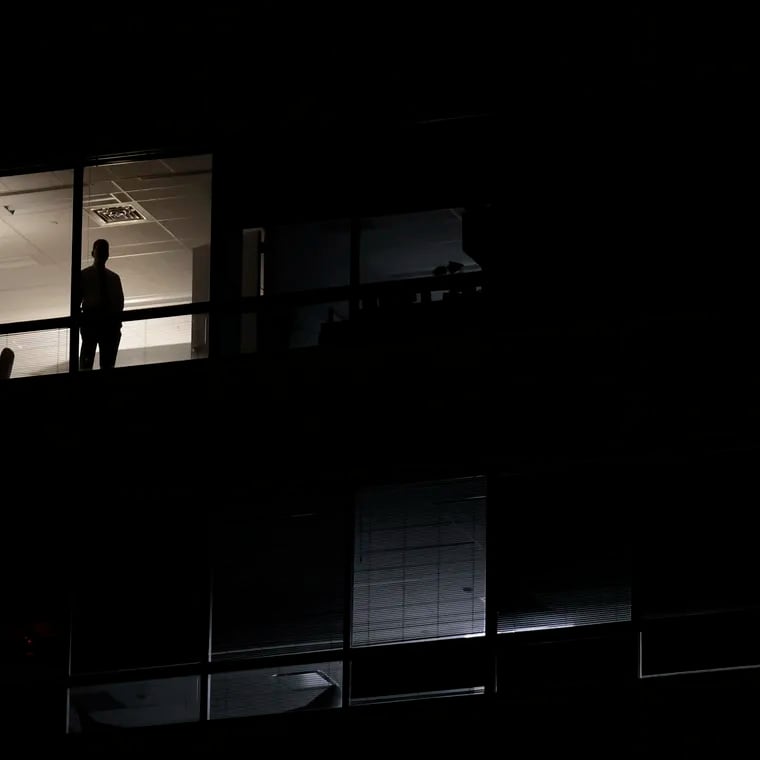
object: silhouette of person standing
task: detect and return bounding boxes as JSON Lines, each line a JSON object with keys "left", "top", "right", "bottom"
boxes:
{"left": 80, "top": 239, "right": 124, "bottom": 370}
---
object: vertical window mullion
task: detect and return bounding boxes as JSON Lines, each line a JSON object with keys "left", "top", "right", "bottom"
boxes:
{"left": 349, "top": 216, "right": 360, "bottom": 322}
{"left": 343, "top": 486, "right": 356, "bottom": 708}
{"left": 69, "top": 163, "right": 84, "bottom": 372}
{"left": 484, "top": 471, "right": 498, "bottom": 697}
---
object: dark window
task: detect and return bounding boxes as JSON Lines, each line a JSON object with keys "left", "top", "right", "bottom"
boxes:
{"left": 493, "top": 467, "right": 632, "bottom": 635}
{"left": 210, "top": 661, "right": 342, "bottom": 719}
{"left": 353, "top": 477, "right": 486, "bottom": 646}
{"left": 212, "top": 485, "right": 345, "bottom": 660}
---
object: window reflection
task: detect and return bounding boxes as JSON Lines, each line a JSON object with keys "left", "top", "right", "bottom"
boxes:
{"left": 360, "top": 209, "right": 480, "bottom": 284}
{"left": 212, "top": 494, "right": 345, "bottom": 661}
{"left": 68, "top": 676, "right": 200, "bottom": 732}
{"left": 210, "top": 662, "right": 342, "bottom": 719}
{"left": 261, "top": 218, "right": 350, "bottom": 294}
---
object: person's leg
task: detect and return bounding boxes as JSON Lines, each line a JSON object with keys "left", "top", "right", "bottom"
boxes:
{"left": 80, "top": 327, "right": 97, "bottom": 370}
{"left": 98, "top": 328, "right": 122, "bottom": 369}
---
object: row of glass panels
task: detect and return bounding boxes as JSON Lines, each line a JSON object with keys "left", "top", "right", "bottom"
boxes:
{"left": 67, "top": 461, "right": 760, "bottom": 730}
{"left": 2, "top": 155, "right": 482, "bottom": 378}
{"left": 69, "top": 476, "right": 630, "bottom": 674}
{"left": 68, "top": 664, "right": 344, "bottom": 731}
{"left": 65, "top": 475, "right": 633, "bottom": 732}
{"left": 1, "top": 155, "right": 213, "bottom": 376}
{"left": 70, "top": 621, "right": 759, "bottom": 732}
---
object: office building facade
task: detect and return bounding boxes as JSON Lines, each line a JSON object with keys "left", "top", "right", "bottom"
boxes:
{"left": 2, "top": 18, "right": 758, "bottom": 747}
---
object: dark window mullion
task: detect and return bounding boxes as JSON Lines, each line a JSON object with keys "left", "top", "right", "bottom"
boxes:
{"left": 484, "top": 471, "right": 498, "bottom": 697}
{"left": 343, "top": 486, "right": 356, "bottom": 708}
{"left": 69, "top": 163, "right": 84, "bottom": 372}
{"left": 349, "top": 216, "right": 360, "bottom": 322}
{"left": 200, "top": 519, "right": 213, "bottom": 721}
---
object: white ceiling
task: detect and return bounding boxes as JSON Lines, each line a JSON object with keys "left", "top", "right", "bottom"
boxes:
{"left": 0, "top": 155, "right": 212, "bottom": 325}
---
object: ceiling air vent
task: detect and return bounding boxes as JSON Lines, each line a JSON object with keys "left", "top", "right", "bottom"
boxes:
{"left": 88, "top": 202, "right": 148, "bottom": 226}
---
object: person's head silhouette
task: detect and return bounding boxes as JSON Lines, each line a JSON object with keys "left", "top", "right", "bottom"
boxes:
{"left": 92, "top": 238, "right": 110, "bottom": 266}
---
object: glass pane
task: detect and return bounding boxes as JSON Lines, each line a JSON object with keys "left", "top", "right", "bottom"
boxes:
{"left": 212, "top": 489, "right": 345, "bottom": 661}
{"left": 495, "top": 470, "right": 631, "bottom": 635}
{"left": 82, "top": 155, "right": 212, "bottom": 313}
{"left": 71, "top": 515, "right": 207, "bottom": 673}
{"left": 210, "top": 661, "right": 342, "bottom": 719}
{"left": 242, "top": 228, "right": 264, "bottom": 297}
{"left": 498, "top": 587, "right": 631, "bottom": 634}
{"left": 350, "top": 640, "right": 486, "bottom": 705}
{"left": 68, "top": 676, "right": 200, "bottom": 732}
{"left": 641, "top": 611, "right": 760, "bottom": 677}
{"left": 360, "top": 209, "right": 479, "bottom": 284}
{"left": 0, "top": 328, "right": 70, "bottom": 377}
{"left": 0, "top": 169, "right": 73, "bottom": 324}
{"left": 239, "top": 228, "right": 262, "bottom": 353}
{"left": 352, "top": 477, "right": 486, "bottom": 647}
{"left": 259, "top": 301, "right": 349, "bottom": 351}
{"left": 262, "top": 218, "right": 350, "bottom": 294}
{"left": 295, "top": 301, "right": 348, "bottom": 348}
{"left": 639, "top": 458, "right": 759, "bottom": 620}
{"left": 119, "top": 314, "right": 207, "bottom": 368}
{"left": 240, "top": 313, "right": 258, "bottom": 354}
{"left": 497, "top": 632, "right": 633, "bottom": 696}
{"left": 76, "top": 315, "right": 205, "bottom": 370}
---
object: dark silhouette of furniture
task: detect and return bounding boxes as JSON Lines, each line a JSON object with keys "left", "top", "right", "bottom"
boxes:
{"left": 0, "top": 347, "right": 14, "bottom": 379}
